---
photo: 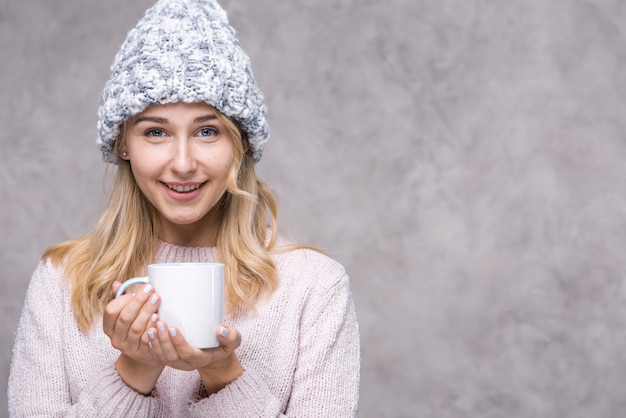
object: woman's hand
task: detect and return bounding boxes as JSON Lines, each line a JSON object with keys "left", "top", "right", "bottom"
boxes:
{"left": 103, "top": 281, "right": 165, "bottom": 395}
{"left": 147, "top": 321, "right": 244, "bottom": 394}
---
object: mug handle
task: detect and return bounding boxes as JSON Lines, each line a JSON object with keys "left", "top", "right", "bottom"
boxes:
{"left": 115, "top": 276, "right": 149, "bottom": 298}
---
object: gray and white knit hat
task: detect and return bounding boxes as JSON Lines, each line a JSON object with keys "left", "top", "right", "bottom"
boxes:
{"left": 97, "top": 0, "right": 269, "bottom": 163}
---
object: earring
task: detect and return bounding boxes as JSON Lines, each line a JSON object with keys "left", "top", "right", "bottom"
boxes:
{"left": 122, "top": 151, "right": 128, "bottom": 158}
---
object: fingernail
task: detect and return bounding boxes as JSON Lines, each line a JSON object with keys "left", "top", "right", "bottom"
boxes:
{"left": 169, "top": 327, "right": 177, "bottom": 337}
{"left": 143, "top": 284, "right": 153, "bottom": 293}
{"left": 148, "top": 330, "right": 155, "bottom": 339}
{"left": 157, "top": 322, "right": 165, "bottom": 332}
{"left": 150, "top": 294, "right": 159, "bottom": 305}
{"left": 150, "top": 313, "right": 158, "bottom": 323}
{"left": 219, "top": 326, "right": 228, "bottom": 337}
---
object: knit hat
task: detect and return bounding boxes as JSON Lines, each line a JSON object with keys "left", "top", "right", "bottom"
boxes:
{"left": 97, "top": 0, "right": 269, "bottom": 163}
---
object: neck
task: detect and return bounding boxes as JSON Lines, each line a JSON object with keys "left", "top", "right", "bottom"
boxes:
{"left": 157, "top": 213, "right": 220, "bottom": 247}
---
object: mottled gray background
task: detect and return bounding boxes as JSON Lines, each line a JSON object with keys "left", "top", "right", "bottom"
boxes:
{"left": 2, "top": 0, "right": 626, "bottom": 416}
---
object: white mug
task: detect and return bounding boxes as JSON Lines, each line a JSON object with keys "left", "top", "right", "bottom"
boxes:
{"left": 116, "top": 262, "right": 225, "bottom": 348}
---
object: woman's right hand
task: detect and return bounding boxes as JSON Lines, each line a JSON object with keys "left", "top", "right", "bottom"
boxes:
{"left": 103, "top": 281, "right": 165, "bottom": 395}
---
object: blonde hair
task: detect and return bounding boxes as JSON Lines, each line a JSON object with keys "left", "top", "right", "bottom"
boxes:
{"left": 44, "top": 106, "right": 280, "bottom": 331}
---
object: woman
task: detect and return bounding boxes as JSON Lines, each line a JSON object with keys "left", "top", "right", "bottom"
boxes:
{"left": 8, "top": 0, "right": 360, "bottom": 416}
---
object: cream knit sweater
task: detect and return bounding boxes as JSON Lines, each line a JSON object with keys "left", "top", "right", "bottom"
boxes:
{"left": 8, "top": 241, "right": 360, "bottom": 417}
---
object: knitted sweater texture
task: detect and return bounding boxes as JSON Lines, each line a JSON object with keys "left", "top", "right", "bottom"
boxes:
{"left": 8, "top": 241, "right": 360, "bottom": 417}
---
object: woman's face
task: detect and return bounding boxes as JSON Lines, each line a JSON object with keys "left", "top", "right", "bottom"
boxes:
{"left": 120, "top": 101, "right": 235, "bottom": 246}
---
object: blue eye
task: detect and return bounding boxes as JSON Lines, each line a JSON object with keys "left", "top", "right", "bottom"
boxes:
{"left": 197, "top": 127, "right": 217, "bottom": 137}
{"left": 146, "top": 129, "right": 166, "bottom": 137}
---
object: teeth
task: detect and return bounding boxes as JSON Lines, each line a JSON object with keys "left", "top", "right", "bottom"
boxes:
{"left": 167, "top": 184, "right": 201, "bottom": 193}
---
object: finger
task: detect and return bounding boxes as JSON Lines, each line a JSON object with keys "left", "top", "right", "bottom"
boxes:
{"left": 215, "top": 325, "right": 242, "bottom": 353}
{"left": 110, "top": 281, "right": 122, "bottom": 299}
{"left": 146, "top": 326, "right": 165, "bottom": 361}
{"left": 166, "top": 325, "right": 196, "bottom": 359}
{"left": 128, "top": 289, "right": 161, "bottom": 343}
{"left": 141, "top": 313, "right": 159, "bottom": 346}
{"left": 155, "top": 321, "right": 180, "bottom": 362}
{"left": 103, "top": 292, "right": 135, "bottom": 336}
{"left": 112, "top": 284, "right": 157, "bottom": 345}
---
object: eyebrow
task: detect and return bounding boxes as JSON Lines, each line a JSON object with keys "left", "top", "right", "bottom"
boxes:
{"left": 133, "top": 116, "right": 167, "bottom": 125}
{"left": 193, "top": 114, "right": 218, "bottom": 123}
{"left": 133, "top": 114, "right": 218, "bottom": 125}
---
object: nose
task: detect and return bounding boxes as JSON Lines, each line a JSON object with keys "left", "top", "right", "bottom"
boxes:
{"left": 170, "top": 137, "right": 196, "bottom": 175}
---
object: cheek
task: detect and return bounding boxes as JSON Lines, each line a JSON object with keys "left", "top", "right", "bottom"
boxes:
{"left": 210, "top": 146, "right": 236, "bottom": 177}
{"left": 129, "top": 159, "right": 161, "bottom": 187}
{"left": 127, "top": 144, "right": 164, "bottom": 173}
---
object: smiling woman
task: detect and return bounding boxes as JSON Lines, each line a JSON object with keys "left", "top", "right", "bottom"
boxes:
{"left": 121, "top": 102, "right": 236, "bottom": 245}
{"left": 7, "top": 0, "right": 360, "bottom": 416}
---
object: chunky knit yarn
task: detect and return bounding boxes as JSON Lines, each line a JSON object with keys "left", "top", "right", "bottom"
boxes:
{"left": 9, "top": 242, "right": 360, "bottom": 417}
{"left": 97, "top": 0, "right": 269, "bottom": 163}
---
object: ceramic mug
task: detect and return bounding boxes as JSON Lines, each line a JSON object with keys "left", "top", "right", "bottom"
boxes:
{"left": 115, "top": 262, "right": 225, "bottom": 348}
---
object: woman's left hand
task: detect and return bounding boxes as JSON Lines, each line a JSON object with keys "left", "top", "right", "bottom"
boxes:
{"left": 147, "top": 321, "right": 245, "bottom": 394}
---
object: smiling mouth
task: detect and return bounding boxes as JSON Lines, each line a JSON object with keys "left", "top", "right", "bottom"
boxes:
{"left": 165, "top": 183, "right": 203, "bottom": 193}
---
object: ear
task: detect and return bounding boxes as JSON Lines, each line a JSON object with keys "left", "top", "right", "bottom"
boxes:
{"left": 242, "top": 137, "right": 250, "bottom": 155}
{"left": 118, "top": 146, "right": 129, "bottom": 160}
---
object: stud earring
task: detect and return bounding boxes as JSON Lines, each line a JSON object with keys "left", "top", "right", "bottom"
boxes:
{"left": 122, "top": 151, "right": 128, "bottom": 158}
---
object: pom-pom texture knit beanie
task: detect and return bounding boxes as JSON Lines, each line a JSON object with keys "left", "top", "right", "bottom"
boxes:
{"left": 97, "top": 0, "right": 269, "bottom": 163}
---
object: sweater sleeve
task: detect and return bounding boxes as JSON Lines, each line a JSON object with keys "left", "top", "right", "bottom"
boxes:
{"left": 285, "top": 272, "right": 360, "bottom": 416}
{"left": 187, "top": 271, "right": 361, "bottom": 417}
{"left": 8, "top": 260, "right": 158, "bottom": 417}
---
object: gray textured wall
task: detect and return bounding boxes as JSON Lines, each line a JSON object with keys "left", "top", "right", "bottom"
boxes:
{"left": 2, "top": 0, "right": 626, "bottom": 416}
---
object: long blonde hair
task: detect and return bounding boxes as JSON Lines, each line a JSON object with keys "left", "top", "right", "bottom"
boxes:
{"left": 44, "top": 106, "right": 279, "bottom": 331}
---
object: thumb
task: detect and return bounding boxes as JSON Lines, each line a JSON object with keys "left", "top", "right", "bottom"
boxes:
{"left": 216, "top": 325, "right": 241, "bottom": 351}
